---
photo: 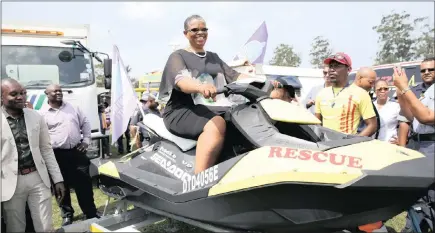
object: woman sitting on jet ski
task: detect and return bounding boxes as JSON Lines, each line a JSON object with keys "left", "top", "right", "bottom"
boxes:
{"left": 158, "top": 15, "right": 253, "bottom": 174}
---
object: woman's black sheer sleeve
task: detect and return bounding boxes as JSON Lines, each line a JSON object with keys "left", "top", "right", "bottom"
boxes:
{"left": 158, "top": 51, "right": 187, "bottom": 101}
{"left": 216, "top": 53, "right": 240, "bottom": 83}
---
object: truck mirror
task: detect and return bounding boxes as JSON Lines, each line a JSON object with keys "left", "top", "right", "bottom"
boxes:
{"left": 104, "top": 78, "right": 111, "bottom": 90}
{"left": 104, "top": 59, "right": 112, "bottom": 78}
{"left": 58, "top": 51, "right": 73, "bottom": 62}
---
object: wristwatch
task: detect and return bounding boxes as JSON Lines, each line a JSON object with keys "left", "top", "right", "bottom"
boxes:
{"left": 401, "top": 87, "right": 411, "bottom": 95}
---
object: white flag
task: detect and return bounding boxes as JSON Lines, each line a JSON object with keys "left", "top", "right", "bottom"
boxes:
{"left": 110, "top": 45, "right": 138, "bottom": 145}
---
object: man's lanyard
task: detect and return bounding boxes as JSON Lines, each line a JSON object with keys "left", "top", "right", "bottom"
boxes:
{"left": 331, "top": 83, "right": 350, "bottom": 108}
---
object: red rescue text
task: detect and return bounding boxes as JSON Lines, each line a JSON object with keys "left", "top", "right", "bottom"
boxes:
{"left": 268, "top": 147, "right": 363, "bottom": 169}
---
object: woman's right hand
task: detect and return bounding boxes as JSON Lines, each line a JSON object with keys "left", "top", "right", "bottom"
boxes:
{"left": 198, "top": 83, "right": 217, "bottom": 101}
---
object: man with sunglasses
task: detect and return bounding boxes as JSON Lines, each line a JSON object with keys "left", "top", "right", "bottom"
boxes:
{"left": 314, "top": 52, "right": 377, "bottom": 136}
{"left": 393, "top": 63, "right": 435, "bottom": 233}
{"left": 397, "top": 57, "right": 435, "bottom": 147}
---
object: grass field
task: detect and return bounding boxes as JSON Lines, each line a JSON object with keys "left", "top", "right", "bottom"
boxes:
{"left": 51, "top": 136, "right": 408, "bottom": 232}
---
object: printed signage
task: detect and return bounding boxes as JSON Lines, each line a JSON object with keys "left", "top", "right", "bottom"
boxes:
{"left": 182, "top": 165, "right": 219, "bottom": 193}
{"left": 268, "top": 147, "right": 363, "bottom": 169}
{"left": 150, "top": 153, "right": 219, "bottom": 193}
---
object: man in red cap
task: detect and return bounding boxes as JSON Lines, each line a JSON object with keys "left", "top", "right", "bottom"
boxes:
{"left": 314, "top": 52, "right": 378, "bottom": 136}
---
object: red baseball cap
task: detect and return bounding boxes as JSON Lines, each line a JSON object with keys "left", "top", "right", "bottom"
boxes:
{"left": 324, "top": 52, "right": 352, "bottom": 69}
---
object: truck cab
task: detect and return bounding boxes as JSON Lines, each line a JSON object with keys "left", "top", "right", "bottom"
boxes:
{"left": 1, "top": 23, "right": 111, "bottom": 159}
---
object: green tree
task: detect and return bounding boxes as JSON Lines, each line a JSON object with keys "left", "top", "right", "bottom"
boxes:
{"left": 373, "top": 11, "right": 433, "bottom": 64}
{"left": 414, "top": 17, "right": 435, "bottom": 60}
{"left": 269, "top": 44, "right": 302, "bottom": 67}
{"left": 94, "top": 63, "right": 136, "bottom": 88}
{"left": 309, "top": 36, "right": 333, "bottom": 68}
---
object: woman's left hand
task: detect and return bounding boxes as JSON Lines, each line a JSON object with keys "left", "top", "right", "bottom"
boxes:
{"left": 393, "top": 67, "right": 409, "bottom": 91}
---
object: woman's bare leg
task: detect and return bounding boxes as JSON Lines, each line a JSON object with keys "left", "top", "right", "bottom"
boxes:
{"left": 194, "top": 116, "right": 226, "bottom": 174}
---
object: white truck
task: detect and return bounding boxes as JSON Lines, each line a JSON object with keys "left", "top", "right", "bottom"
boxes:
{"left": 1, "top": 22, "right": 112, "bottom": 159}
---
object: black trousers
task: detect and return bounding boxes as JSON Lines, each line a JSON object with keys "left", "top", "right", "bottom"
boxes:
{"left": 117, "top": 126, "right": 131, "bottom": 153}
{"left": 101, "top": 129, "right": 110, "bottom": 156}
{"left": 53, "top": 148, "right": 97, "bottom": 219}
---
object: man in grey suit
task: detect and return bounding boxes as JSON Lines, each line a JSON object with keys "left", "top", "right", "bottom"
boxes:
{"left": 1, "top": 78, "right": 65, "bottom": 232}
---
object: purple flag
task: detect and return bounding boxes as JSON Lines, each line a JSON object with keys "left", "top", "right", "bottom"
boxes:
{"left": 233, "top": 21, "right": 268, "bottom": 64}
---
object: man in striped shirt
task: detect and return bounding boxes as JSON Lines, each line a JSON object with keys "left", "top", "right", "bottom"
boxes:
{"left": 314, "top": 53, "right": 377, "bottom": 136}
{"left": 39, "top": 84, "right": 98, "bottom": 226}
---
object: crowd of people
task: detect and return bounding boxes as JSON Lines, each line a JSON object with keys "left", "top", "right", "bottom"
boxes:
{"left": 156, "top": 14, "right": 434, "bottom": 232}
{"left": 1, "top": 13, "right": 434, "bottom": 233}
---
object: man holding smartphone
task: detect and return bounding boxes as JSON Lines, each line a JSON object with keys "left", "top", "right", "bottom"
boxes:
{"left": 397, "top": 57, "right": 435, "bottom": 147}
{"left": 393, "top": 60, "right": 435, "bottom": 232}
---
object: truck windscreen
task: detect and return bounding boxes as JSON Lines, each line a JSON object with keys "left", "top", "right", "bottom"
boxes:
{"left": 1, "top": 45, "right": 94, "bottom": 89}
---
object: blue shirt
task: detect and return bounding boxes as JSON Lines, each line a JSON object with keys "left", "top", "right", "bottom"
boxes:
{"left": 304, "top": 84, "right": 326, "bottom": 114}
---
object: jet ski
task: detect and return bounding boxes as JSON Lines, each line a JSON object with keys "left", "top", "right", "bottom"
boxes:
{"left": 91, "top": 79, "right": 434, "bottom": 233}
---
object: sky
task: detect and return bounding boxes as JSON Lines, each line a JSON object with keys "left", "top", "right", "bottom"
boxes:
{"left": 2, "top": 1, "right": 434, "bottom": 78}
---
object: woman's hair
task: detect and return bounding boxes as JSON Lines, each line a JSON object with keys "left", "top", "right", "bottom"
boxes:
{"left": 284, "top": 85, "right": 296, "bottom": 99}
{"left": 184, "top": 15, "right": 205, "bottom": 30}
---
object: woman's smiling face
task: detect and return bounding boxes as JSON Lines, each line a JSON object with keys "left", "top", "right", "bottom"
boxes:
{"left": 184, "top": 18, "right": 208, "bottom": 49}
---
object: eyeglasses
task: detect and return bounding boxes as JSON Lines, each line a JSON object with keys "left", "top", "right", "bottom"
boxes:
{"left": 376, "top": 87, "right": 389, "bottom": 92}
{"left": 187, "top": 28, "right": 208, "bottom": 33}
{"left": 420, "top": 68, "right": 435, "bottom": 73}
{"left": 328, "top": 63, "right": 346, "bottom": 69}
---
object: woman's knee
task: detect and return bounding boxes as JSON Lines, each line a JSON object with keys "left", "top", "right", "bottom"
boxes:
{"left": 204, "top": 116, "right": 226, "bottom": 136}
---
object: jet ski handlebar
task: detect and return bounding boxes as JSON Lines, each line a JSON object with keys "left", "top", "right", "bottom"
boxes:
{"left": 216, "top": 82, "right": 268, "bottom": 102}
{"left": 216, "top": 87, "right": 228, "bottom": 95}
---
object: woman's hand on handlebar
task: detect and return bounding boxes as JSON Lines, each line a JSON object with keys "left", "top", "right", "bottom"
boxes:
{"left": 198, "top": 83, "right": 217, "bottom": 101}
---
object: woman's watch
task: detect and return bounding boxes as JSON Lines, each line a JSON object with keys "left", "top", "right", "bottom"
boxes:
{"left": 401, "top": 87, "right": 411, "bottom": 95}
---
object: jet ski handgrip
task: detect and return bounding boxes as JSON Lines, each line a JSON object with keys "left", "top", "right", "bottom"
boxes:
{"left": 216, "top": 87, "right": 228, "bottom": 94}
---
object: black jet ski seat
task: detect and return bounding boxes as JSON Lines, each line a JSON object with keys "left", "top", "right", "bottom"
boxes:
{"left": 141, "top": 113, "right": 197, "bottom": 152}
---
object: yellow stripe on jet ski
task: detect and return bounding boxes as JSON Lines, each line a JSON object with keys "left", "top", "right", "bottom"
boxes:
{"left": 90, "top": 223, "right": 108, "bottom": 232}
{"left": 208, "top": 141, "right": 424, "bottom": 196}
{"left": 260, "top": 98, "right": 321, "bottom": 124}
{"left": 326, "top": 139, "right": 424, "bottom": 170}
{"left": 209, "top": 171, "right": 362, "bottom": 196}
{"left": 98, "top": 161, "right": 120, "bottom": 179}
